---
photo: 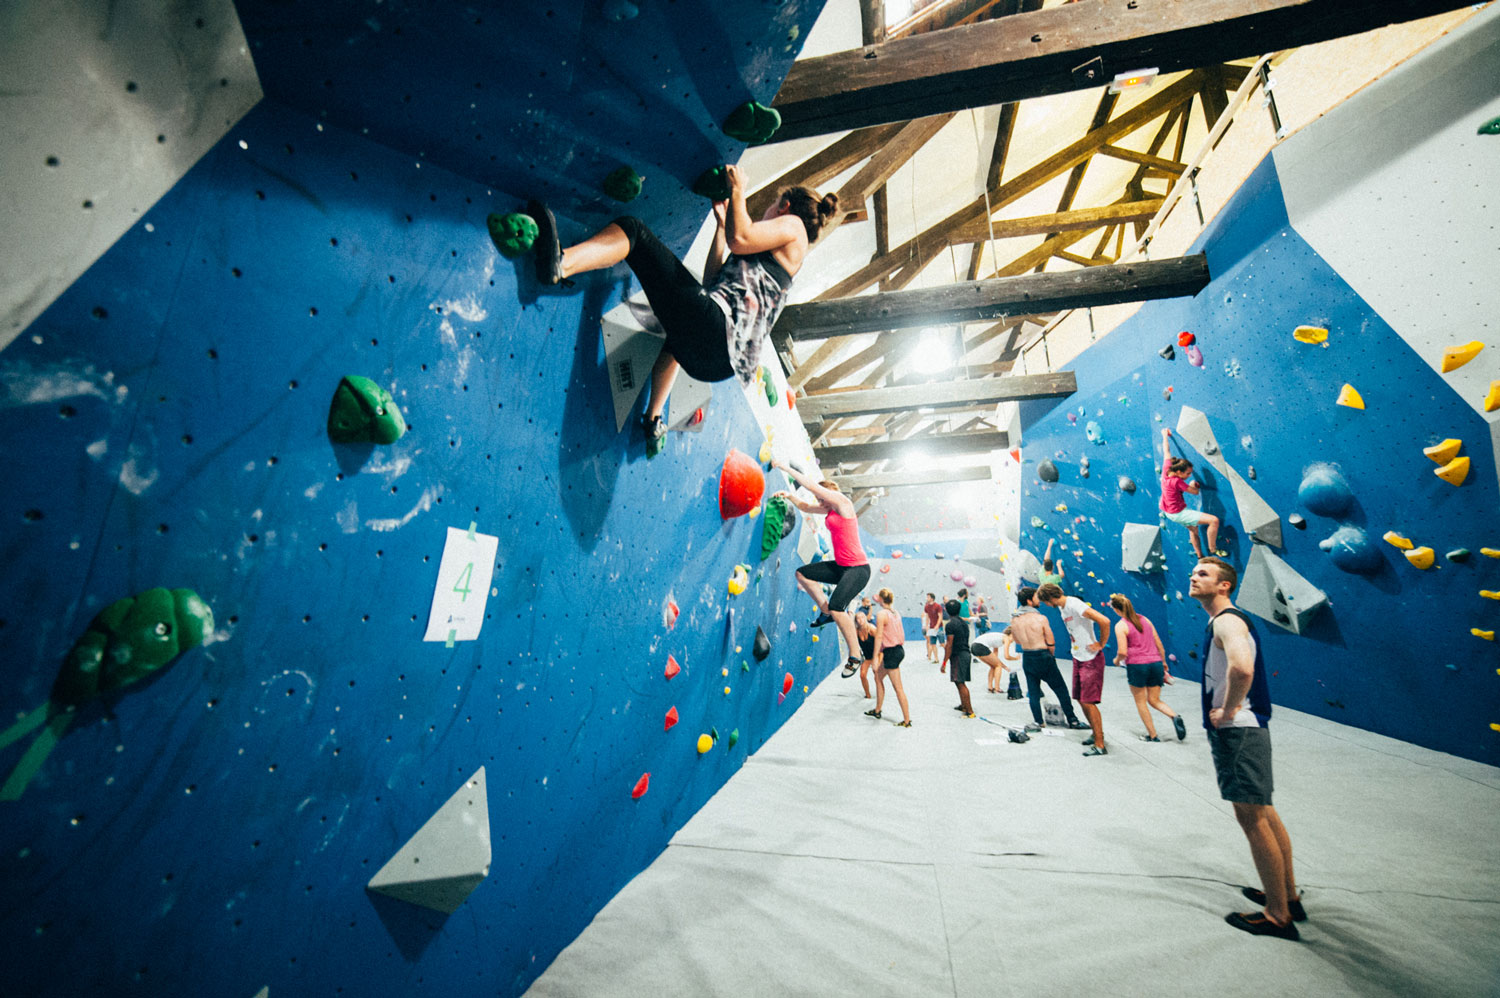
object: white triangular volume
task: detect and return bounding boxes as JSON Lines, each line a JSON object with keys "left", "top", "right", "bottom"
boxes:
{"left": 251, "top": 989, "right": 269, "bottom": 998}
{"left": 1237, "top": 545, "right": 1328, "bottom": 635}
{"left": 1175, "top": 407, "right": 1228, "bottom": 473}
{"left": 1013, "top": 548, "right": 1043, "bottom": 582}
{"left": 367, "top": 767, "right": 492, "bottom": 914}
{"left": 1121, "top": 523, "right": 1164, "bottom": 573}
{"left": 601, "top": 299, "right": 666, "bottom": 433}
{"left": 1224, "top": 465, "right": 1282, "bottom": 547}
{"left": 666, "top": 374, "right": 714, "bottom": 433}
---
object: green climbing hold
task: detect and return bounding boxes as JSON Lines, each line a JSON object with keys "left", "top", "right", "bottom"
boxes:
{"left": 328, "top": 375, "right": 407, "bottom": 445}
{"left": 723, "top": 100, "right": 781, "bottom": 144}
{"left": 603, "top": 166, "right": 643, "bottom": 203}
{"left": 760, "top": 495, "right": 795, "bottom": 561}
{"left": 692, "top": 165, "right": 731, "bottom": 201}
{"left": 761, "top": 366, "right": 779, "bottom": 407}
{"left": 486, "top": 211, "right": 539, "bottom": 258}
{"left": 741, "top": 661, "right": 750, "bottom": 672}
{"left": 55, "top": 588, "right": 214, "bottom": 705}
{"left": 1479, "top": 116, "right": 1500, "bottom": 136}
{"left": 1447, "top": 548, "right": 1471, "bottom": 563}
{"left": 728, "top": 728, "right": 740, "bottom": 749}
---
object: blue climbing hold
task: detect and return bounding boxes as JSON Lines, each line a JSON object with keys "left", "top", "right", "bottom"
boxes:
{"left": 1318, "top": 526, "right": 1381, "bottom": 574}
{"left": 1298, "top": 463, "right": 1354, "bottom": 517}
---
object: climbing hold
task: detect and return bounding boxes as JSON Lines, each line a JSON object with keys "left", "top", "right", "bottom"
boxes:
{"left": 664, "top": 597, "right": 679, "bottom": 630}
{"left": 1479, "top": 115, "right": 1500, "bottom": 135}
{"left": 602, "top": 0, "right": 639, "bottom": 21}
{"left": 753, "top": 626, "right": 771, "bottom": 662}
{"left": 1439, "top": 340, "right": 1484, "bottom": 373}
{"left": 696, "top": 732, "right": 714, "bottom": 754}
{"left": 723, "top": 686, "right": 732, "bottom": 695}
{"left": 1029, "top": 516, "right": 1046, "bottom": 529}
{"left": 486, "top": 211, "right": 538, "bottom": 258}
{"left": 1473, "top": 629, "right": 1496, "bottom": 641}
{"left": 781, "top": 673, "right": 794, "bottom": 695}
{"left": 54, "top": 587, "right": 214, "bottom": 706}
{"left": 664, "top": 655, "right": 681, "bottom": 680}
{"left": 964, "top": 575, "right": 977, "bottom": 588}
{"left": 811, "top": 635, "right": 818, "bottom": 643}
{"left": 1288, "top": 514, "right": 1306, "bottom": 530}
{"left": 1177, "top": 331, "right": 1196, "bottom": 346}
{"left": 950, "top": 569, "right": 963, "bottom": 582}
{"left": 892, "top": 550, "right": 903, "bottom": 559}
{"left": 1335, "top": 384, "right": 1364, "bottom": 409}
{"left": 747, "top": 504, "right": 762, "bottom": 520}
{"left": 1037, "top": 460, "right": 1059, "bottom": 483}
{"left": 1084, "top": 421, "right": 1104, "bottom": 444}
{"left": 664, "top": 706, "right": 679, "bottom": 731}
{"left": 1434, "top": 456, "right": 1470, "bottom": 486}
{"left": 719, "top": 449, "right": 765, "bottom": 519}
{"left": 760, "top": 495, "right": 795, "bottom": 561}
{"left": 1293, "top": 325, "right": 1328, "bottom": 344}
{"left": 728, "top": 729, "right": 740, "bottom": 748}
{"left": 762, "top": 372, "right": 778, "bottom": 407}
{"left": 1423, "top": 439, "right": 1462, "bottom": 465}
{"left": 722, "top": 100, "right": 781, "bottom": 144}
{"left": 1247, "top": 465, "right": 1257, "bottom": 480}
{"left": 1483, "top": 549, "right": 1500, "bottom": 558}
{"left": 1382, "top": 531, "right": 1414, "bottom": 550}
{"left": 327, "top": 375, "right": 407, "bottom": 444}
{"left": 1159, "top": 345, "right": 1175, "bottom": 360}
{"left": 1185, "top": 344, "right": 1204, "bottom": 368}
{"left": 631, "top": 773, "right": 650, "bottom": 799}
{"left": 1118, "top": 476, "right": 1136, "bottom": 494}
{"left": 1054, "top": 503, "right": 1069, "bottom": 514}
{"left": 758, "top": 439, "right": 773, "bottom": 465}
{"left": 692, "top": 165, "right": 732, "bottom": 200}
{"left": 880, "top": 564, "right": 890, "bottom": 573}
{"left": 1485, "top": 380, "right": 1500, "bottom": 412}
{"left": 727, "top": 564, "right": 750, "bottom": 596}
{"left": 1298, "top": 463, "right": 1355, "bottom": 517}
{"left": 1237, "top": 545, "right": 1329, "bottom": 634}
{"left": 1447, "top": 548, "right": 1471, "bottom": 562}
{"left": 1403, "top": 546, "right": 1435, "bottom": 570}
{"left": 1481, "top": 590, "right": 1500, "bottom": 601}
{"left": 602, "top": 166, "right": 643, "bottom": 202}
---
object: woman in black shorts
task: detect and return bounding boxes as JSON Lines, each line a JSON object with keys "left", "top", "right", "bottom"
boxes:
{"left": 529, "top": 164, "right": 838, "bottom": 456}
{"left": 867, "top": 588, "right": 912, "bottom": 726}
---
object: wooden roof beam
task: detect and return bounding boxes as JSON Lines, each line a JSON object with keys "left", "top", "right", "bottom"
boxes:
{"left": 818, "top": 430, "right": 1011, "bottom": 466}
{"left": 799, "top": 371, "right": 1077, "bottom": 424}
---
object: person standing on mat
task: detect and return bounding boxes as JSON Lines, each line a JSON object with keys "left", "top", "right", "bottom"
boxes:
{"left": 866, "top": 588, "right": 912, "bottom": 727}
{"left": 853, "top": 596, "right": 879, "bottom": 700}
{"left": 772, "top": 459, "right": 871, "bottom": 680}
{"left": 1189, "top": 556, "right": 1304, "bottom": 941}
{"left": 940, "top": 598, "right": 975, "bottom": 718}
{"left": 1039, "top": 582, "right": 1113, "bottom": 757}
{"left": 528, "top": 165, "right": 838, "bottom": 457}
{"left": 923, "top": 593, "right": 943, "bottom": 663}
{"left": 1009, "top": 588, "right": 1086, "bottom": 732}
{"left": 1109, "top": 593, "right": 1186, "bottom": 742}
{"left": 971, "top": 633, "right": 1012, "bottom": 695}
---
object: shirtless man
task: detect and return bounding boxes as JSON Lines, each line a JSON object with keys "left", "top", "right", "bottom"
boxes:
{"left": 1010, "top": 587, "right": 1086, "bottom": 731}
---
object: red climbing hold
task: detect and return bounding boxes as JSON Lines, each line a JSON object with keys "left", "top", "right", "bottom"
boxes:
{"left": 631, "top": 773, "right": 650, "bottom": 799}
{"left": 1009, "top": 448, "right": 1021, "bottom": 463}
{"left": 664, "top": 654, "right": 681, "bottom": 680}
{"left": 689, "top": 407, "right": 704, "bottom": 426}
{"left": 1177, "top": 330, "right": 1196, "bottom": 346}
{"left": 786, "top": 390, "right": 795, "bottom": 410}
{"left": 664, "top": 598, "right": 679, "bottom": 630}
{"left": 664, "top": 706, "right": 679, "bottom": 731}
{"left": 782, "top": 672, "right": 794, "bottom": 695}
{"left": 719, "top": 449, "right": 766, "bottom": 520}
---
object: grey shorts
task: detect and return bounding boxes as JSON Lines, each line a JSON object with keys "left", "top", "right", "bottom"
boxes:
{"left": 1207, "top": 726, "right": 1274, "bottom": 805}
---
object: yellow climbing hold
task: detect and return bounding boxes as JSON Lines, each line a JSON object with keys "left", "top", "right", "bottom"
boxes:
{"left": 1472, "top": 628, "right": 1495, "bottom": 641}
{"left": 1485, "top": 379, "right": 1500, "bottom": 413}
{"left": 1439, "top": 340, "right": 1484, "bottom": 373}
{"left": 727, "top": 564, "right": 749, "bottom": 595}
{"left": 748, "top": 504, "right": 761, "bottom": 519}
{"left": 758, "top": 440, "right": 773, "bottom": 464}
{"left": 1479, "top": 590, "right": 1500, "bottom": 600}
{"left": 1382, "top": 531, "right": 1414, "bottom": 550}
{"left": 811, "top": 635, "right": 819, "bottom": 642}
{"left": 1434, "top": 456, "right": 1470, "bottom": 486}
{"left": 1483, "top": 548, "right": 1500, "bottom": 559}
{"left": 1293, "top": 325, "right": 1328, "bottom": 344}
{"left": 1336, "top": 384, "right": 1364, "bottom": 409}
{"left": 1492, "top": 723, "right": 1500, "bottom": 732}
{"left": 805, "top": 655, "right": 812, "bottom": 663}
{"left": 1054, "top": 503, "right": 1068, "bottom": 513}
{"left": 697, "top": 734, "right": 714, "bottom": 753}
{"left": 723, "top": 686, "right": 731, "bottom": 695}
{"left": 721, "top": 667, "right": 729, "bottom": 677}
{"left": 803, "top": 685, "right": 809, "bottom": 693}
{"left": 1423, "top": 439, "right": 1462, "bottom": 465}
{"left": 1403, "top": 547, "right": 1435, "bottom": 570}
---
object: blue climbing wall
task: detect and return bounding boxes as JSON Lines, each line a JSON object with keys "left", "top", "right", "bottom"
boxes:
{"left": 0, "top": 2, "right": 832, "bottom": 995}
{"left": 1016, "top": 151, "right": 1500, "bottom": 766}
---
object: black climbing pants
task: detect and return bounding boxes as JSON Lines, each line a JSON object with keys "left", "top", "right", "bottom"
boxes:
{"left": 613, "top": 216, "right": 734, "bottom": 383}
{"left": 1021, "top": 650, "right": 1078, "bottom": 727}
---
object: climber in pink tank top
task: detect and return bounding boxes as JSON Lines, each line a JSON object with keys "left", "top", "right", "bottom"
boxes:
{"left": 772, "top": 458, "right": 873, "bottom": 684}
{"left": 868, "top": 588, "right": 912, "bottom": 726}
{"left": 1109, "top": 593, "right": 1186, "bottom": 742}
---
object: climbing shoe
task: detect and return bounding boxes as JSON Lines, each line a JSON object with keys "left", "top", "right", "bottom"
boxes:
{"left": 1241, "top": 887, "right": 1307, "bottom": 922}
{"left": 1142, "top": 734, "right": 1161, "bottom": 742}
{"left": 1024, "top": 722, "right": 1043, "bottom": 733}
{"left": 1225, "top": 911, "right": 1300, "bottom": 940}
{"left": 809, "top": 611, "right": 834, "bottom": 628}
{"left": 864, "top": 708, "right": 881, "bottom": 719}
{"left": 527, "top": 199, "right": 572, "bottom": 287}
{"left": 897, "top": 720, "right": 912, "bottom": 728}
{"left": 1067, "top": 718, "right": 1089, "bottom": 730}
{"left": 1174, "top": 715, "right": 1188, "bottom": 740}
{"left": 1082, "top": 735, "right": 1095, "bottom": 745}
{"left": 1082, "top": 745, "right": 1108, "bottom": 757}
{"left": 841, "top": 658, "right": 859, "bottom": 678}
{"left": 642, "top": 413, "right": 666, "bottom": 458}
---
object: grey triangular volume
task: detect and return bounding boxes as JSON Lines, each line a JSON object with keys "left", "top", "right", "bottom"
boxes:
{"left": 1121, "top": 523, "right": 1164, "bottom": 573}
{"left": 601, "top": 300, "right": 666, "bottom": 433}
{"left": 1175, "top": 407, "right": 1226, "bottom": 472}
{"left": 1236, "top": 545, "right": 1328, "bottom": 634}
{"left": 251, "top": 989, "right": 268, "bottom": 998}
{"left": 666, "top": 373, "right": 714, "bottom": 433}
{"left": 1177, "top": 407, "right": 1282, "bottom": 547}
{"left": 368, "top": 767, "right": 491, "bottom": 914}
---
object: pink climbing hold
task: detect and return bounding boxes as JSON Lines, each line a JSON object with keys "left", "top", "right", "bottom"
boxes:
{"left": 664, "top": 706, "right": 679, "bottom": 731}
{"left": 631, "top": 773, "right": 650, "bottom": 799}
{"left": 782, "top": 672, "right": 794, "bottom": 695}
{"left": 777, "top": 691, "right": 787, "bottom": 704}
{"left": 719, "top": 449, "right": 766, "bottom": 519}
{"left": 880, "top": 563, "right": 891, "bottom": 574}
{"left": 1185, "top": 343, "right": 1204, "bottom": 368}
{"left": 664, "top": 654, "right": 681, "bottom": 680}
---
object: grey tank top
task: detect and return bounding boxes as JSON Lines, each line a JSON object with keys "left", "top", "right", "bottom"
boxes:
{"left": 706, "top": 251, "right": 792, "bottom": 386}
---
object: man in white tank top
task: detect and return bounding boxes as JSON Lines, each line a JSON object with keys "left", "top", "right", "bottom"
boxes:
{"left": 1190, "top": 557, "right": 1304, "bottom": 941}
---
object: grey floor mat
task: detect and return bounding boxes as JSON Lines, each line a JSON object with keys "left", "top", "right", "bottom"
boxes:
{"left": 527, "top": 643, "right": 1500, "bottom": 998}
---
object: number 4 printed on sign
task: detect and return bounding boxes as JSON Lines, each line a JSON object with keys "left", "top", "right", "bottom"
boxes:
{"left": 424, "top": 526, "right": 498, "bottom": 644}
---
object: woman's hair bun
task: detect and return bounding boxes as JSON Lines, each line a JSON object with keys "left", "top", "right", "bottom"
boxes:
{"left": 817, "top": 192, "right": 840, "bottom": 220}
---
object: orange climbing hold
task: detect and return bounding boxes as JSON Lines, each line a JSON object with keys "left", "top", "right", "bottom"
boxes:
{"left": 664, "top": 654, "right": 681, "bottom": 680}
{"left": 782, "top": 672, "right": 794, "bottom": 695}
{"left": 631, "top": 773, "right": 650, "bottom": 799}
{"left": 664, "top": 706, "right": 679, "bottom": 731}
{"left": 719, "top": 449, "right": 765, "bottom": 519}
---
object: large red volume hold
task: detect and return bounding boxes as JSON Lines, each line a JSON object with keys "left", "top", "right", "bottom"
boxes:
{"left": 719, "top": 449, "right": 765, "bottom": 519}
{"left": 781, "top": 672, "right": 794, "bottom": 694}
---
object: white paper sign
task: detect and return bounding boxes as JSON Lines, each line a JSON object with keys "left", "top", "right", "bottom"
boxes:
{"left": 423, "top": 526, "right": 499, "bottom": 643}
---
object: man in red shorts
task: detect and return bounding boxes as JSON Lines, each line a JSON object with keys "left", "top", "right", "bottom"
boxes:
{"left": 1038, "top": 583, "right": 1113, "bottom": 756}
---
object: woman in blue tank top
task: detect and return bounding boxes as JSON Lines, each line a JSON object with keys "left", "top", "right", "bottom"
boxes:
{"left": 527, "top": 165, "right": 839, "bottom": 456}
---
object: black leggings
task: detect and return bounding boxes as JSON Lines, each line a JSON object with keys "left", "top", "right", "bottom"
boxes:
{"left": 797, "top": 561, "right": 871, "bottom": 613}
{"left": 613, "top": 216, "right": 734, "bottom": 382}
{"left": 1021, "top": 650, "right": 1079, "bottom": 726}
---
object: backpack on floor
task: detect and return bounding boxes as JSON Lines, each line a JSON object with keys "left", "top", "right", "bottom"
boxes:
{"left": 1007, "top": 672, "right": 1023, "bottom": 700}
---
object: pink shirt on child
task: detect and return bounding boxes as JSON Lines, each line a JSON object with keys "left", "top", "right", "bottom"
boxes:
{"left": 1160, "top": 471, "right": 1187, "bottom": 513}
